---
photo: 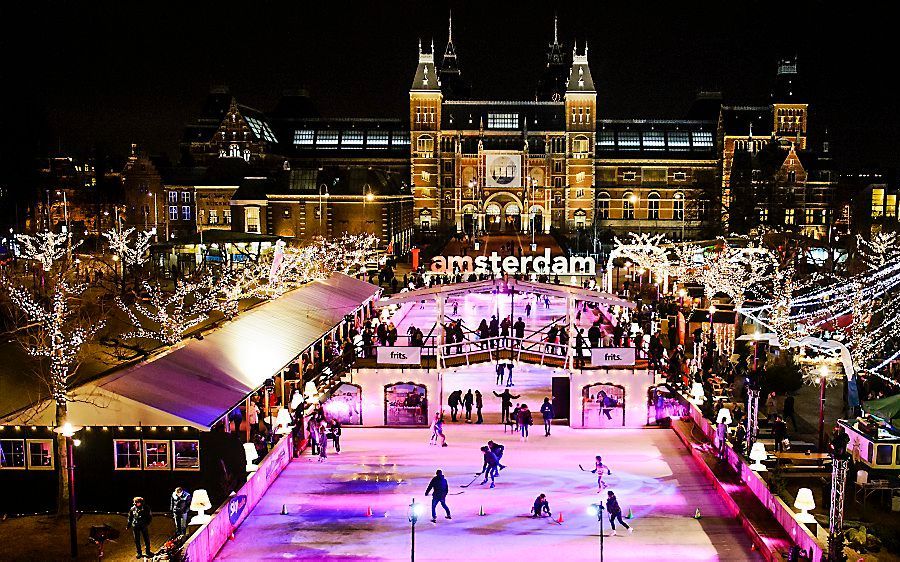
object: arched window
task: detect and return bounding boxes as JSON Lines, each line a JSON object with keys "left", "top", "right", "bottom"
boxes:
{"left": 597, "top": 192, "right": 611, "bottom": 220}
{"left": 647, "top": 192, "right": 660, "bottom": 220}
{"left": 419, "top": 208, "right": 432, "bottom": 229}
{"left": 673, "top": 192, "right": 685, "bottom": 220}
{"left": 416, "top": 135, "right": 434, "bottom": 157}
{"left": 572, "top": 135, "right": 591, "bottom": 158}
{"left": 622, "top": 192, "right": 635, "bottom": 220}
{"left": 574, "top": 209, "right": 587, "bottom": 228}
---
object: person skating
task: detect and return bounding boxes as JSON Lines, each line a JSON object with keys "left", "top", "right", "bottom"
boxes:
{"left": 317, "top": 419, "right": 329, "bottom": 462}
{"left": 488, "top": 440, "right": 506, "bottom": 470}
{"left": 531, "top": 493, "right": 551, "bottom": 518}
{"left": 479, "top": 445, "right": 500, "bottom": 488}
{"left": 127, "top": 496, "right": 153, "bottom": 558}
{"left": 495, "top": 361, "right": 506, "bottom": 385}
{"left": 506, "top": 361, "right": 515, "bottom": 386}
{"left": 329, "top": 419, "right": 342, "bottom": 454}
{"left": 474, "top": 390, "right": 484, "bottom": 424}
{"left": 591, "top": 456, "right": 612, "bottom": 491}
{"left": 463, "top": 389, "right": 474, "bottom": 422}
{"left": 517, "top": 403, "right": 533, "bottom": 441}
{"left": 493, "top": 388, "right": 520, "bottom": 423}
{"left": 448, "top": 389, "right": 463, "bottom": 422}
{"left": 425, "top": 469, "right": 452, "bottom": 523}
{"left": 540, "top": 397, "right": 554, "bottom": 436}
{"left": 429, "top": 412, "right": 448, "bottom": 447}
{"left": 170, "top": 487, "right": 191, "bottom": 536}
{"left": 606, "top": 491, "right": 632, "bottom": 535}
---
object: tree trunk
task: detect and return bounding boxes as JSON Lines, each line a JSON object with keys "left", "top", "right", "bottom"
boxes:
{"left": 56, "top": 401, "right": 70, "bottom": 517}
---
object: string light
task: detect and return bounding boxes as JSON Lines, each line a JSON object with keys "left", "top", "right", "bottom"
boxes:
{"left": 15, "top": 231, "right": 82, "bottom": 271}
{"left": 102, "top": 227, "right": 152, "bottom": 267}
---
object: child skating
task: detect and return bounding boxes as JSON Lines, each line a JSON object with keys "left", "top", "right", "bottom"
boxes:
{"left": 591, "top": 455, "right": 612, "bottom": 491}
{"left": 429, "top": 412, "right": 448, "bottom": 447}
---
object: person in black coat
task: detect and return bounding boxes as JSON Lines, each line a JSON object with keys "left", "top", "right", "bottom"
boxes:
{"left": 606, "top": 491, "right": 631, "bottom": 535}
{"left": 493, "top": 389, "right": 520, "bottom": 423}
{"left": 127, "top": 496, "right": 153, "bottom": 558}
{"left": 783, "top": 394, "right": 797, "bottom": 430}
{"left": 425, "top": 469, "right": 452, "bottom": 523}
{"left": 170, "top": 487, "right": 191, "bottom": 536}
{"left": 540, "top": 397, "right": 554, "bottom": 436}
{"left": 463, "top": 389, "right": 474, "bottom": 422}
{"left": 531, "top": 493, "right": 551, "bottom": 518}
{"left": 495, "top": 361, "right": 506, "bottom": 386}
{"left": 448, "top": 389, "right": 463, "bottom": 421}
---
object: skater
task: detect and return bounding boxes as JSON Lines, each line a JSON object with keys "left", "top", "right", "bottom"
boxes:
{"left": 448, "top": 389, "right": 463, "bottom": 422}
{"left": 425, "top": 469, "right": 452, "bottom": 523}
{"left": 430, "top": 412, "right": 448, "bottom": 447}
{"left": 606, "top": 491, "right": 632, "bottom": 535}
{"left": 531, "top": 493, "right": 551, "bottom": 518}
{"left": 517, "top": 403, "right": 533, "bottom": 441}
{"left": 307, "top": 417, "right": 319, "bottom": 455}
{"left": 317, "top": 419, "right": 328, "bottom": 461}
{"left": 512, "top": 403, "right": 522, "bottom": 431}
{"left": 329, "top": 419, "right": 342, "bottom": 454}
{"left": 525, "top": 302, "right": 532, "bottom": 318}
{"left": 463, "top": 389, "right": 474, "bottom": 422}
{"left": 126, "top": 496, "right": 153, "bottom": 559}
{"left": 475, "top": 390, "right": 484, "bottom": 424}
{"left": 488, "top": 440, "right": 506, "bottom": 470}
{"left": 540, "top": 397, "right": 554, "bottom": 436}
{"left": 170, "top": 487, "right": 191, "bottom": 536}
{"left": 495, "top": 361, "right": 506, "bottom": 386}
{"left": 493, "top": 388, "right": 520, "bottom": 423}
{"left": 591, "top": 456, "right": 612, "bottom": 491}
{"left": 506, "top": 361, "right": 515, "bottom": 386}
{"left": 479, "top": 445, "right": 500, "bottom": 488}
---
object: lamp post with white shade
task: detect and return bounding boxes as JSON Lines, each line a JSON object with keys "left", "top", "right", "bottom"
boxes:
{"left": 587, "top": 502, "right": 606, "bottom": 562}
{"left": 54, "top": 421, "right": 82, "bottom": 559}
{"left": 408, "top": 498, "right": 423, "bottom": 562}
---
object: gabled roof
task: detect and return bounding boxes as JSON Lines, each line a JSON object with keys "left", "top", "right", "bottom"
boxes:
{"left": 1, "top": 274, "right": 380, "bottom": 429}
{"left": 567, "top": 43, "right": 595, "bottom": 93}
{"left": 411, "top": 42, "right": 441, "bottom": 93}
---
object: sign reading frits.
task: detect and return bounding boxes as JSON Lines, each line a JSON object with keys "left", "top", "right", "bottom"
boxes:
{"left": 376, "top": 346, "right": 422, "bottom": 365}
{"left": 590, "top": 347, "right": 636, "bottom": 367}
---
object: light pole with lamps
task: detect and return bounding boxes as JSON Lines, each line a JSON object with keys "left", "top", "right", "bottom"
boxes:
{"left": 147, "top": 192, "right": 158, "bottom": 241}
{"left": 55, "top": 421, "right": 82, "bottom": 559}
{"left": 588, "top": 502, "right": 606, "bottom": 562}
{"left": 629, "top": 194, "right": 639, "bottom": 234}
{"left": 408, "top": 497, "right": 423, "bottom": 562}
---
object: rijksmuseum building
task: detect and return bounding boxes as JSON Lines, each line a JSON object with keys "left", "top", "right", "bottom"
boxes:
{"left": 147, "top": 16, "right": 836, "bottom": 249}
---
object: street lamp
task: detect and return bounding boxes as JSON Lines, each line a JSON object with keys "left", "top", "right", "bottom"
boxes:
{"left": 54, "top": 421, "right": 83, "bottom": 559}
{"left": 408, "top": 497, "right": 423, "bottom": 562}
{"left": 587, "top": 503, "right": 606, "bottom": 562}
{"left": 147, "top": 192, "right": 158, "bottom": 241}
{"left": 817, "top": 364, "right": 829, "bottom": 451}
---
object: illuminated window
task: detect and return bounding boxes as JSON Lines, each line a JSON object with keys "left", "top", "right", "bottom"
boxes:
{"left": 114, "top": 439, "right": 142, "bottom": 470}
{"left": 759, "top": 209, "right": 768, "bottom": 223}
{"left": 245, "top": 207, "right": 261, "bottom": 234}
{"left": 598, "top": 193, "right": 610, "bottom": 219}
{"left": 367, "top": 131, "right": 389, "bottom": 146}
{"left": 887, "top": 194, "right": 897, "bottom": 218}
{"left": 599, "top": 131, "right": 615, "bottom": 148}
{"left": 673, "top": 171, "right": 687, "bottom": 181}
{"left": 421, "top": 171, "right": 430, "bottom": 182}
{"left": 574, "top": 209, "right": 587, "bottom": 227}
{"left": 667, "top": 131, "right": 690, "bottom": 149}
{"left": 317, "top": 131, "right": 338, "bottom": 146}
{"left": 785, "top": 208, "right": 795, "bottom": 225}
{"left": 244, "top": 116, "right": 278, "bottom": 143}
{"left": 673, "top": 192, "right": 684, "bottom": 220}
{"left": 181, "top": 192, "right": 191, "bottom": 203}
{"left": 643, "top": 131, "right": 665, "bottom": 150}
{"left": 618, "top": 132, "right": 640, "bottom": 148}
{"left": 392, "top": 132, "right": 410, "bottom": 146}
{"left": 0, "top": 439, "right": 25, "bottom": 469}
{"left": 289, "top": 168, "right": 317, "bottom": 191}
{"left": 692, "top": 131, "right": 714, "bottom": 148}
{"left": 282, "top": 207, "right": 291, "bottom": 219}
{"left": 416, "top": 136, "right": 434, "bottom": 157}
{"left": 787, "top": 170, "right": 797, "bottom": 183}
{"left": 576, "top": 188, "right": 585, "bottom": 198}
{"left": 805, "top": 208, "right": 815, "bottom": 224}
{"left": 144, "top": 440, "right": 170, "bottom": 470}
{"left": 576, "top": 171, "right": 586, "bottom": 184}
{"left": 168, "top": 191, "right": 178, "bottom": 203}
{"left": 487, "top": 113, "right": 519, "bottom": 129}
{"left": 623, "top": 171, "right": 637, "bottom": 181}
{"left": 622, "top": 193, "right": 635, "bottom": 219}
{"left": 293, "top": 130, "right": 314, "bottom": 145}
{"left": 181, "top": 206, "right": 191, "bottom": 221}
{"left": 224, "top": 209, "right": 232, "bottom": 224}
{"left": 169, "top": 206, "right": 178, "bottom": 221}
{"left": 647, "top": 192, "right": 660, "bottom": 219}
{"left": 871, "top": 188, "right": 885, "bottom": 218}
{"left": 209, "top": 210, "right": 218, "bottom": 225}
{"left": 27, "top": 439, "right": 54, "bottom": 470}
{"left": 173, "top": 440, "right": 200, "bottom": 471}
{"left": 572, "top": 136, "right": 590, "bottom": 157}
{"left": 341, "top": 131, "right": 364, "bottom": 148}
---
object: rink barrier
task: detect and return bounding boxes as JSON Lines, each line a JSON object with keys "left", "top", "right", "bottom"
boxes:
{"left": 678, "top": 400, "right": 824, "bottom": 562}
{"left": 182, "top": 434, "right": 294, "bottom": 562}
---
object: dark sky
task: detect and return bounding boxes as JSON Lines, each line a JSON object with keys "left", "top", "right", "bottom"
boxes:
{"left": 5, "top": 1, "right": 898, "bottom": 170}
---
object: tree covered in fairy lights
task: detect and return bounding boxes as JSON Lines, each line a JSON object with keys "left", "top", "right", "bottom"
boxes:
{"left": 103, "top": 227, "right": 152, "bottom": 267}
{"left": 116, "top": 280, "right": 216, "bottom": 345}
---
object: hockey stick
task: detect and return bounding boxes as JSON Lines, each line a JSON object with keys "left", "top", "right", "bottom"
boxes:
{"left": 461, "top": 472, "right": 483, "bottom": 488}
{"left": 578, "top": 464, "right": 588, "bottom": 472}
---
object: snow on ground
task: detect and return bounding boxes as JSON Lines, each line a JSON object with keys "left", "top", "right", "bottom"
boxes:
{"left": 216, "top": 424, "right": 761, "bottom": 561}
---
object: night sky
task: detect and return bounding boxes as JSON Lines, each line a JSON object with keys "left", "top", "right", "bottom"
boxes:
{"left": 5, "top": 1, "right": 897, "bottom": 170}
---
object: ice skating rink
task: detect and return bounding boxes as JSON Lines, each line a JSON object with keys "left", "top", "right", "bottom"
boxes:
{"left": 216, "top": 425, "right": 762, "bottom": 561}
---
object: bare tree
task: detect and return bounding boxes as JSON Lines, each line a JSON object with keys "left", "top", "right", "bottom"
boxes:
{"left": 116, "top": 281, "right": 216, "bottom": 345}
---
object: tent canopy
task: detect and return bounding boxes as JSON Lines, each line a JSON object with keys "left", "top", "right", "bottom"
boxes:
{"left": 863, "top": 394, "right": 900, "bottom": 422}
{"left": 1, "top": 273, "right": 379, "bottom": 430}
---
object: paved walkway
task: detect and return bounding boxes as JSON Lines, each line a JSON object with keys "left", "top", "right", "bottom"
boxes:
{"left": 216, "top": 425, "right": 762, "bottom": 561}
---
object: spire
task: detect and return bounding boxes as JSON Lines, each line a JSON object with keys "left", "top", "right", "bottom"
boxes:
{"left": 439, "top": 10, "right": 470, "bottom": 99}
{"left": 449, "top": 10, "right": 453, "bottom": 43}
{"left": 553, "top": 12, "right": 558, "bottom": 45}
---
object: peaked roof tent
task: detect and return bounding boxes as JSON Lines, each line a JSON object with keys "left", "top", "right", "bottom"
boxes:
{"left": 377, "top": 278, "right": 634, "bottom": 310}
{"left": 2, "top": 274, "right": 380, "bottom": 430}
